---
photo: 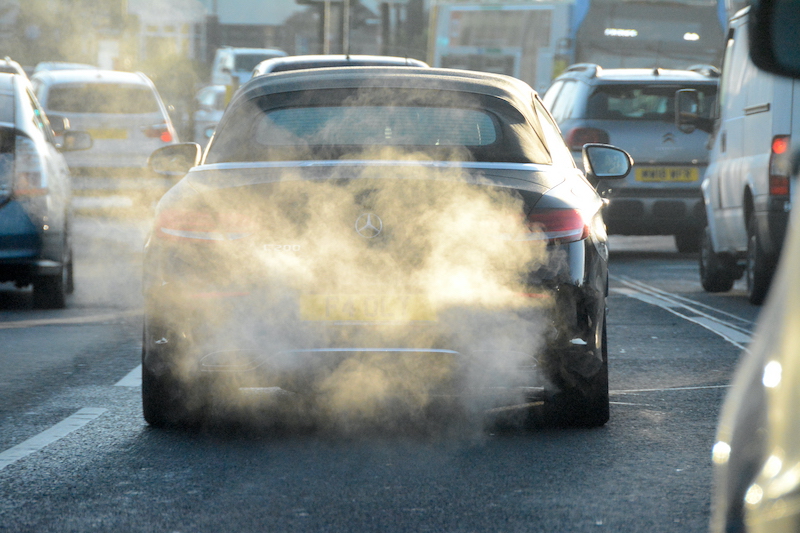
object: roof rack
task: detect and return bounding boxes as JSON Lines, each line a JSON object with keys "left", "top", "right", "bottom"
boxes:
{"left": 563, "top": 63, "right": 601, "bottom": 78}
{"left": 687, "top": 64, "right": 721, "bottom": 77}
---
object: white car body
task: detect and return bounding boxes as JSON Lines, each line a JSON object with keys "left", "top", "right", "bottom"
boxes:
{"left": 698, "top": 7, "right": 799, "bottom": 304}
{"left": 211, "top": 47, "right": 287, "bottom": 87}
{"left": 30, "top": 69, "right": 177, "bottom": 177}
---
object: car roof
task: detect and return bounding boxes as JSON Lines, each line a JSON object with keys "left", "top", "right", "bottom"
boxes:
{"left": 33, "top": 61, "right": 97, "bottom": 73}
{"left": 0, "top": 72, "right": 16, "bottom": 94}
{"left": 0, "top": 57, "right": 27, "bottom": 78}
{"left": 557, "top": 64, "right": 719, "bottom": 84}
{"left": 31, "top": 69, "right": 151, "bottom": 86}
{"left": 235, "top": 66, "right": 537, "bottom": 110}
{"left": 219, "top": 47, "right": 287, "bottom": 55}
{"left": 253, "top": 55, "right": 429, "bottom": 76}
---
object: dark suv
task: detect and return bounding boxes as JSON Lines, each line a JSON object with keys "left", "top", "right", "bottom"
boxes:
{"left": 542, "top": 64, "right": 719, "bottom": 252}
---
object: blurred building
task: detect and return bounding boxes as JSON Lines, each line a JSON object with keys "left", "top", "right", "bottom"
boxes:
{"left": 197, "top": 0, "right": 424, "bottom": 60}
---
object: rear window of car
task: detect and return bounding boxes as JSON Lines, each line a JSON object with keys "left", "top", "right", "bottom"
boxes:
{"left": 254, "top": 106, "right": 498, "bottom": 147}
{"left": 45, "top": 83, "right": 161, "bottom": 114}
{"left": 0, "top": 94, "right": 14, "bottom": 123}
{"left": 207, "top": 88, "right": 552, "bottom": 165}
{"left": 586, "top": 84, "right": 717, "bottom": 121}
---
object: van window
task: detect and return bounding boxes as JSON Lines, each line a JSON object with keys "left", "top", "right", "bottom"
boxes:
{"left": 46, "top": 83, "right": 160, "bottom": 114}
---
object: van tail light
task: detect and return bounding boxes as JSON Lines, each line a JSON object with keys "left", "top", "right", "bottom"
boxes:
{"left": 13, "top": 135, "right": 47, "bottom": 197}
{"left": 155, "top": 208, "right": 255, "bottom": 242}
{"left": 526, "top": 209, "right": 590, "bottom": 243}
{"left": 142, "top": 124, "right": 173, "bottom": 143}
{"left": 769, "top": 135, "right": 791, "bottom": 196}
{"left": 565, "top": 127, "right": 610, "bottom": 151}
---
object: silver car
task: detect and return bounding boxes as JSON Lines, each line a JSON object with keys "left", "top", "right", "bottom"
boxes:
{"left": 543, "top": 64, "right": 718, "bottom": 252}
{"left": 193, "top": 85, "right": 226, "bottom": 148}
{"left": 30, "top": 69, "right": 178, "bottom": 207}
{"left": 0, "top": 73, "right": 91, "bottom": 307}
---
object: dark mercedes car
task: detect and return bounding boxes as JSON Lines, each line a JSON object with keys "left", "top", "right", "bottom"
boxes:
{"left": 142, "top": 67, "right": 631, "bottom": 430}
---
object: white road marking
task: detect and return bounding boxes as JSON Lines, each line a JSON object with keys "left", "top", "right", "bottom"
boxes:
{"left": 612, "top": 276, "right": 753, "bottom": 350}
{"left": 0, "top": 310, "right": 141, "bottom": 330}
{"left": 611, "top": 384, "right": 730, "bottom": 394}
{"left": 114, "top": 364, "right": 142, "bottom": 387}
{"left": 0, "top": 408, "right": 107, "bottom": 471}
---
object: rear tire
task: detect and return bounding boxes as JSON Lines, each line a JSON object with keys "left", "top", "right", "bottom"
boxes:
{"left": 141, "top": 325, "right": 206, "bottom": 429}
{"left": 65, "top": 246, "right": 74, "bottom": 295}
{"left": 699, "top": 227, "right": 736, "bottom": 293}
{"left": 540, "top": 317, "right": 610, "bottom": 428}
{"left": 746, "top": 214, "right": 774, "bottom": 305}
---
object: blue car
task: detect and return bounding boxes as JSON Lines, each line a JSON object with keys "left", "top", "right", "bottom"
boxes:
{"left": 0, "top": 72, "right": 91, "bottom": 308}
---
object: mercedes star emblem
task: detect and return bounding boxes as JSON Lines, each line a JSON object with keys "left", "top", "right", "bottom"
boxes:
{"left": 355, "top": 213, "right": 383, "bottom": 239}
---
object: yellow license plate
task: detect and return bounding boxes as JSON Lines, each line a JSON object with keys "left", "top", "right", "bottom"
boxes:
{"left": 300, "top": 294, "right": 436, "bottom": 322}
{"left": 635, "top": 166, "right": 698, "bottom": 182}
{"left": 87, "top": 128, "right": 128, "bottom": 140}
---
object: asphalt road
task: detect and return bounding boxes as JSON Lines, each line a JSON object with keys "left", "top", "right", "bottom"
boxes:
{"left": 0, "top": 219, "right": 759, "bottom": 532}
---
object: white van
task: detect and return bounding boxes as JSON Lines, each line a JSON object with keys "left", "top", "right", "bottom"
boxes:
{"left": 211, "top": 47, "right": 287, "bottom": 87}
{"left": 681, "top": 7, "right": 797, "bottom": 304}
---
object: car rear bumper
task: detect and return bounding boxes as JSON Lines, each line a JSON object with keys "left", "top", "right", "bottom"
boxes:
{"left": 142, "top": 251, "right": 606, "bottom": 406}
{"left": 600, "top": 187, "right": 706, "bottom": 235}
{"left": 0, "top": 198, "right": 68, "bottom": 283}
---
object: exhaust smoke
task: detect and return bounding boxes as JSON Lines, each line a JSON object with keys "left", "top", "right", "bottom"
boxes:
{"left": 153, "top": 154, "right": 559, "bottom": 434}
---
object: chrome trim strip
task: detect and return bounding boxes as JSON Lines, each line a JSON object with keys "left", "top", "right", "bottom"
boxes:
{"left": 193, "top": 160, "right": 554, "bottom": 173}
{"left": 277, "top": 348, "right": 461, "bottom": 355}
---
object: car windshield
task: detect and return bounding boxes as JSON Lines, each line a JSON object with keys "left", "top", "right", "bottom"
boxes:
{"left": 587, "top": 84, "right": 717, "bottom": 121}
{"left": 46, "top": 83, "right": 160, "bottom": 114}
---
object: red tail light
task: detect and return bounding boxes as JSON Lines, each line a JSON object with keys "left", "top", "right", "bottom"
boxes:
{"left": 565, "top": 127, "right": 610, "bottom": 151}
{"left": 526, "top": 209, "right": 590, "bottom": 243}
{"left": 155, "top": 209, "right": 255, "bottom": 242}
{"left": 14, "top": 135, "right": 47, "bottom": 197}
{"left": 142, "top": 124, "right": 173, "bottom": 143}
{"left": 769, "top": 135, "right": 791, "bottom": 196}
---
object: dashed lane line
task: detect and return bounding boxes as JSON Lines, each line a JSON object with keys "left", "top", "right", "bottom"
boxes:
{"left": 115, "top": 364, "right": 142, "bottom": 387}
{"left": 0, "top": 408, "right": 107, "bottom": 471}
{"left": 0, "top": 310, "right": 141, "bottom": 330}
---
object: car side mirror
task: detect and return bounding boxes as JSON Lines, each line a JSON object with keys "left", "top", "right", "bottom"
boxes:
{"left": 675, "top": 89, "right": 714, "bottom": 134}
{"left": 582, "top": 144, "right": 632, "bottom": 183}
{"left": 59, "top": 131, "right": 92, "bottom": 152}
{"left": 676, "top": 89, "right": 699, "bottom": 134}
{"left": 47, "top": 114, "right": 70, "bottom": 135}
{"left": 749, "top": 0, "right": 800, "bottom": 78}
{"left": 148, "top": 143, "right": 202, "bottom": 176}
